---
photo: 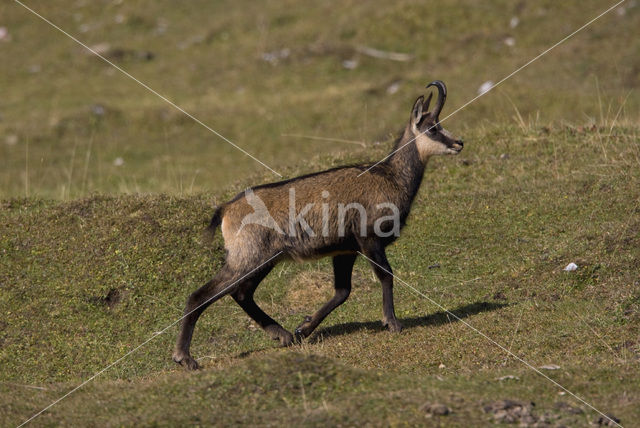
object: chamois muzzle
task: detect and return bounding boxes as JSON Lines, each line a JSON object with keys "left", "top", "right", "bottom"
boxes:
{"left": 426, "top": 80, "right": 447, "bottom": 123}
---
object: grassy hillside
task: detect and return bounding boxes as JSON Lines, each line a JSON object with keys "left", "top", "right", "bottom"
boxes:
{"left": 1, "top": 0, "right": 639, "bottom": 426}
{"left": 2, "top": 124, "right": 639, "bottom": 425}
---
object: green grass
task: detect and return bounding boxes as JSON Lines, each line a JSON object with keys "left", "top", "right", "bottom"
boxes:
{"left": 1, "top": 0, "right": 639, "bottom": 198}
{"left": 1, "top": 0, "right": 639, "bottom": 426}
{"left": 2, "top": 125, "right": 639, "bottom": 426}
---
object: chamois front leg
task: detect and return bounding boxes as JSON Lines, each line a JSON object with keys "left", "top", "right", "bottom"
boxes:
{"left": 294, "top": 253, "right": 357, "bottom": 341}
{"left": 360, "top": 241, "right": 403, "bottom": 333}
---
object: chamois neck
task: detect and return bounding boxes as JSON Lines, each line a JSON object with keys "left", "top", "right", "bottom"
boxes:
{"left": 386, "top": 126, "right": 428, "bottom": 200}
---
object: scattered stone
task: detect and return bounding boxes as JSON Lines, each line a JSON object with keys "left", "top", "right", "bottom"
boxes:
{"left": 85, "top": 43, "right": 154, "bottom": 61}
{"left": 342, "top": 59, "right": 358, "bottom": 70}
{"left": 90, "top": 288, "right": 123, "bottom": 309}
{"left": 539, "top": 364, "right": 561, "bottom": 370}
{"left": 355, "top": 45, "right": 413, "bottom": 62}
{"left": 595, "top": 414, "right": 621, "bottom": 426}
{"left": 493, "top": 291, "right": 507, "bottom": 300}
{"left": 554, "top": 401, "right": 584, "bottom": 415}
{"left": 261, "top": 48, "right": 290, "bottom": 65}
{"left": 88, "top": 42, "right": 112, "bottom": 56}
{"left": 510, "top": 16, "right": 520, "bottom": 28}
{"left": 420, "top": 402, "right": 451, "bottom": 417}
{"left": 154, "top": 19, "right": 168, "bottom": 35}
{"left": 113, "top": 157, "right": 124, "bottom": 167}
{"left": 428, "top": 263, "right": 441, "bottom": 269}
{"left": 496, "top": 375, "right": 520, "bottom": 381}
{"left": 483, "top": 399, "right": 537, "bottom": 424}
{"left": 0, "top": 26, "right": 11, "bottom": 42}
{"left": 386, "top": 80, "right": 401, "bottom": 95}
{"left": 504, "top": 37, "right": 516, "bottom": 47}
{"left": 5, "top": 134, "right": 18, "bottom": 146}
{"left": 90, "top": 104, "right": 106, "bottom": 116}
{"left": 478, "top": 80, "right": 494, "bottom": 95}
{"left": 500, "top": 153, "right": 510, "bottom": 160}
{"left": 438, "top": 363, "right": 446, "bottom": 369}
{"left": 563, "top": 263, "right": 578, "bottom": 272}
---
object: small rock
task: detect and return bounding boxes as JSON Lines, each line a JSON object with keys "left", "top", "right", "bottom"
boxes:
{"left": 510, "top": 16, "right": 520, "bottom": 28}
{"left": 0, "top": 26, "right": 11, "bottom": 42}
{"left": 493, "top": 291, "right": 507, "bottom": 300}
{"left": 504, "top": 37, "right": 516, "bottom": 47}
{"left": 90, "top": 104, "right": 106, "bottom": 116}
{"left": 438, "top": 363, "right": 446, "bottom": 369}
{"left": 539, "top": 364, "right": 561, "bottom": 370}
{"left": 563, "top": 263, "right": 578, "bottom": 272}
{"left": 483, "top": 399, "right": 536, "bottom": 424}
{"left": 496, "top": 375, "right": 520, "bottom": 381}
{"left": 88, "top": 42, "right": 111, "bottom": 56}
{"left": 554, "top": 401, "right": 583, "bottom": 415}
{"left": 478, "top": 80, "right": 494, "bottom": 95}
{"left": 595, "top": 414, "right": 621, "bottom": 426}
{"left": 113, "top": 157, "right": 124, "bottom": 167}
{"left": 5, "top": 134, "right": 18, "bottom": 146}
{"left": 500, "top": 153, "right": 510, "bottom": 160}
{"left": 420, "top": 402, "right": 451, "bottom": 416}
{"left": 386, "top": 80, "right": 401, "bottom": 95}
{"left": 342, "top": 59, "right": 358, "bottom": 70}
{"left": 154, "top": 19, "right": 168, "bottom": 35}
{"left": 261, "top": 48, "right": 290, "bottom": 65}
{"left": 428, "top": 263, "right": 441, "bottom": 269}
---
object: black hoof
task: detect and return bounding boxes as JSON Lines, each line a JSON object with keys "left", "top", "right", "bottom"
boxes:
{"left": 294, "top": 315, "right": 313, "bottom": 343}
{"left": 173, "top": 352, "right": 200, "bottom": 370}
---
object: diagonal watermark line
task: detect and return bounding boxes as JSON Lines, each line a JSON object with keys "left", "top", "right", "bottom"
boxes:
{"left": 13, "top": 0, "right": 283, "bottom": 178}
{"left": 356, "top": 251, "right": 623, "bottom": 427}
{"left": 357, "top": 0, "right": 627, "bottom": 177}
{"left": 17, "top": 252, "right": 283, "bottom": 427}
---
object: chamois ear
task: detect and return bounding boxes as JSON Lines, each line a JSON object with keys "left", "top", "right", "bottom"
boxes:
{"left": 423, "top": 92, "right": 433, "bottom": 113}
{"left": 410, "top": 96, "right": 424, "bottom": 127}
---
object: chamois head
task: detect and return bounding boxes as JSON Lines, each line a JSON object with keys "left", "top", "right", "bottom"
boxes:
{"left": 409, "top": 80, "right": 464, "bottom": 158}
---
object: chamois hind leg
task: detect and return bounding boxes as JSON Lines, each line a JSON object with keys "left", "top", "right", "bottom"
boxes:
{"left": 231, "top": 266, "right": 294, "bottom": 347}
{"left": 294, "top": 253, "right": 357, "bottom": 341}
{"left": 359, "top": 240, "right": 403, "bottom": 333}
{"left": 173, "top": 263, "right": 238, "bottom": 370}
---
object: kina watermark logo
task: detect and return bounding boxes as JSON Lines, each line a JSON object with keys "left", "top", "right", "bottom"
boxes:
{"left": 237, "top": 187, "right": 401, "bottom": 238}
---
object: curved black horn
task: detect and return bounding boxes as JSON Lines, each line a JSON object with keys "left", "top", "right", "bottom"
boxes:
{"left": 426, "top": 80, "right": 447, "bottom": 122}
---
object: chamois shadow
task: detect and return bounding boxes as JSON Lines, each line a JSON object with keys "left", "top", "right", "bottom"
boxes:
{"left": 308, "top": 301, "right": 509, "bottom": 343}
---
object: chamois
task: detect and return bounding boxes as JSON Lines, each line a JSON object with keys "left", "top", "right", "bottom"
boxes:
{"left": 174, "top": 80, "right": 463, "bottom": 370}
